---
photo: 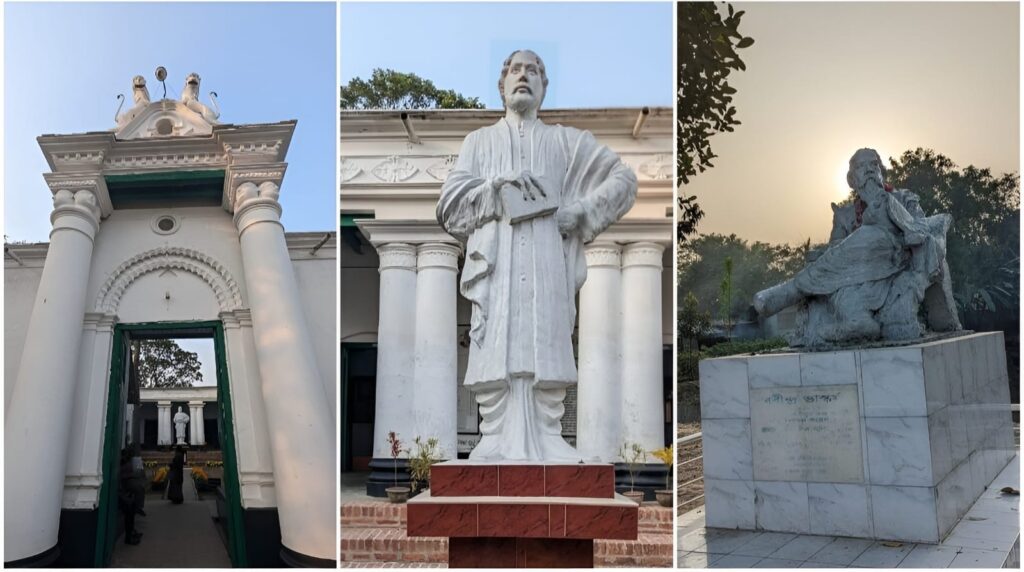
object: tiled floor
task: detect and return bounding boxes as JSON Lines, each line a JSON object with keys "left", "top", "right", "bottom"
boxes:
{"left": 678, "top": 456, "right": 1020, "bottom": 568}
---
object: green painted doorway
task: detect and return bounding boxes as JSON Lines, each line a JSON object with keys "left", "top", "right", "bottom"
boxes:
{"left": 94, "top": 321, "right": 247, "bottom": 567}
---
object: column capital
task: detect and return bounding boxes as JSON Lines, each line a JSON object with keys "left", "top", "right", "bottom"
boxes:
{"left": 233, "top": 181, "right": 284, "bottom": 235}
{"left": 416, "top": 242, "right": 461, "bottom": 271}
{"left": 50, "top": 189, "right": 101, "bottom": 238}
{"left": 584, "top": 242, "right": 622, "bottom": 269}
{"left": 188, "top": 400, "right": 205, "bottom": 407}
{"left": 226, "top": 163, "right": 287, "bottom": 212}
{"left": 377, "top": 243, "right": 418, "bottom": 272}
{"left": 621, "top": 242, "right": 665, "bottom": 269}
{"left": 156, "top": 400, "right": 172, "bottom": 407}
{"left": 220, "top": 308, "right": 253, "bottom": 328}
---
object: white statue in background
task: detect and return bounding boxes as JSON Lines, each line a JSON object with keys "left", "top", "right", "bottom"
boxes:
{"left": 437, "top": 50, "right": 637, "bottom": 461}
{"left": 173, "top": 406, "right": 190, "bottom": 446}
{"left": 754, "top": 148, "right": 960, "bottom": 347}
{"left": 181, "top": 72, "right": 220, "bottom": 123}
{"left": 114, "top": 75, "right": 151, "bottom": 127}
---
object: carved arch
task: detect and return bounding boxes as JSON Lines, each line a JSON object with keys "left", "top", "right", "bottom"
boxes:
{"left": 94, "top": 247, "right": 243, "bottom": 313}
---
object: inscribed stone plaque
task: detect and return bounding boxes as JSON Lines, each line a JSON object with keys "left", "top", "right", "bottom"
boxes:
{"left": 750, "top": 384, "right": 864, "bottom": 483}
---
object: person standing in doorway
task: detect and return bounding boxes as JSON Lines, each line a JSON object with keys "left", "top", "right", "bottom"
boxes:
{"left": 118, "top": 448, "right": 144, "bottom": 545}
{"left": 167, "top": 446, "right": 186, "bottom": 504}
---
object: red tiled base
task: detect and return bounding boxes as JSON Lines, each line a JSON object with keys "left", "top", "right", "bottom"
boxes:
{"left": 448, "top": 537, "right": 593, "bottom": 568}
{"left": 407, "top": 496, "right": 638, "bottom": 540}
{"left": 431, "top": 462, "right": 614, "bottom": 498}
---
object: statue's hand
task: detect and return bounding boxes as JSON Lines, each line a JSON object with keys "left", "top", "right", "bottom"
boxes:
{"left": 556, "top": 202, "right": 585, "bottom": 236}
{"left": 521, "top": 172, "right": 549, "bottom": 202}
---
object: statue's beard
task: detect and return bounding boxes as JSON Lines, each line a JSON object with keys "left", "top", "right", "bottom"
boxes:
{"left": 507, "top": 92, "right": 539, "bottom": 114}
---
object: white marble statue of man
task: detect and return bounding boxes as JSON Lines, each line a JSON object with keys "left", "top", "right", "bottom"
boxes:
{"left": 173, "top": 406, "right": 190, "bottom": 446}
{"left": 437, "top": 49, "right": 637, "bottom": 461}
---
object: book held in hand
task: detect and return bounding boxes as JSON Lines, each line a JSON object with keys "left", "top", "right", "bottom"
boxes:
{"left": 499, "top": 181, "right": 559, "bottom": 224}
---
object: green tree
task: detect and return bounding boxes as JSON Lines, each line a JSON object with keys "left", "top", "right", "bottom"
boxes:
{"left": 719, "top": 257, "right": 734, "bottom": 335}
{"left": 678, "top": 233, "right": 812, "bottom": 321}
{"left": 677, "top": 194, "right": 706, "bottom": 245}
{"left": 677, "top": 2, "right": 753, "bottom": 186}
{"left": 678, "top": 291, "right": 713, "bottom": 342}
{"left": 135, "top": 339, "right": 204, "bottom": 389}
{"left": 340, "top": 69, "right": 484, "bottom": 110}
{"left": 885, "top": 148, "right": 1020, "bottom": 315}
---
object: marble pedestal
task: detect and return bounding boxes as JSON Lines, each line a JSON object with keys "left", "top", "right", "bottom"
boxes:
{"left": 407, "top": 462, "right": 638, "bottom": 568}
{"left": 699, "top": 332, "right": 1015, "bottom": 544}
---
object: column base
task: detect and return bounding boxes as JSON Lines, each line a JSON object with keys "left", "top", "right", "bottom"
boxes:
{"left": 449, "top": 537, "right": 593, "bottom": 568}
{"left": 614, "top": 462, "right": 670, "bottom": 501}
{"left": 280, "top": 545, "right": 336, "bottom": 568}
{"left": 366, "top": 458, "right": 412, "bottom": 497}
{"left": 4, "top": 544, "right": 60, "bottom": 568}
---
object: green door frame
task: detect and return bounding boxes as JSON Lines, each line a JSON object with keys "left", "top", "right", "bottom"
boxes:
{"left": 94, "top": 321, "right": 248, "bottom": 567}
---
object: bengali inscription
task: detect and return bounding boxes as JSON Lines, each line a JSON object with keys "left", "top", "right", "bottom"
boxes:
{"left": 750, "top": 384, "right": 864, "bottom": 483}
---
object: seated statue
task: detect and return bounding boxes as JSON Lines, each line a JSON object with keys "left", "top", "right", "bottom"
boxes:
{"left": 754, "top": 148, "right": 961, "bottom": 347}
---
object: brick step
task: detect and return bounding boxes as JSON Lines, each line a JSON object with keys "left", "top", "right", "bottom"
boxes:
{"left": 342, "top": 501, "right": 672, "bottom": 533}
{"left": 340, "top": 526, "right": 672, "bottom": 568}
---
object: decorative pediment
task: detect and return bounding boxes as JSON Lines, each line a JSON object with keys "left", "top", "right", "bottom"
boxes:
{"left": 114, "top": 100, "right": 215, "bottom": 141}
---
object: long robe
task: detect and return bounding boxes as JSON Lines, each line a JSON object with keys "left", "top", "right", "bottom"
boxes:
{"left": 438, "top": 118, "right": 636, "bottom": 387}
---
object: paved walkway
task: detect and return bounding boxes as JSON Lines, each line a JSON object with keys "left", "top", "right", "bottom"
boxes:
{"left": 111, "top": 477, "right": 232, "bottom": 568}
{"left": 678, "top": 455, "right": 1020, "bottom": 568}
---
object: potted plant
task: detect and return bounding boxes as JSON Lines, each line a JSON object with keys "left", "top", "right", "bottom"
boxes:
{"left": 620, "top": 442, "right": 646, "bottom": 505}
{"left": 151, "top": 466, "right": 169, "bottom": 492}
{"left": 407, "top": 436, "right": 441, "bottom": 493}
{"left": 385, "top": 431, "right": 410, "bottom": 503}
{"left": 650, "top": 445, "right": 674, "bottom": 507}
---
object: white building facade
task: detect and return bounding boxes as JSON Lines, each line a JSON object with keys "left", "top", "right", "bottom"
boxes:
{"left": 340, "top": 108, "right": 674, "bottom": 495}
{"left": 4, "top": 93, "right": 336, "bottom": 567}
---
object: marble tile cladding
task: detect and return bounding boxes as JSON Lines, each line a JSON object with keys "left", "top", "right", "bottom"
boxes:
{"left": 497, "top": 465, "right": 545, "bottom": 496}
{"left": 945, "top": 339, "right": 965, "bottom": 404}
{"left": 704, "top": 478, "right": 756, "bottom": 529}
{"left": 860, "top": 347, "right": 927, "bottom": 416}
{"left": 448, "top": 537, "right": 515, "bottom": 567}
{"left": 747, "top": 353, "right": 800, "bottom": 389}
{"left": 544, "top": 465, "right": 614, "bottom": 498}
{"left": 431, "top": 463, "right": 498, "bottom": 496}
{"left": 866, "top": 416, "right": 934, "bottom": 486}
{"left": 520, "top": 538, "right": 594, "bottom": 567}
{"left": 922, "top": 344, "right": 949, "bottom": 414}
{"left": 947, "top": 405, "right": 970, "bottom": 466}
{"left": 927, "top": 407, "right": 953, "bottom": 484}
{"left": 754, "top": 481, "right": 810, "bottom": 534}
{"left": 935, "top": 460, "right": 973, "bottom": 539}
{"left": 808, "top": 483, "right": 873, "bottom": 538}
{"left": 702, "top": 418, "right": 753, "bottom": 481}
{"left": 958, "top": 337, "right": 977, "bottom": 403}
{"left": 799, "top": 351, "right": 857, "bottom": 386}
{"left": 870, "top": 485, "right": 938, "bottom": 543}
{"left": 700, "top": 357, "right": 750, "bottom": 419}
{"left": 478, "top": 503, "right": 549, "bottom": 538}
{"left": 549, "top": 504, "right": 566, "bottom": 538}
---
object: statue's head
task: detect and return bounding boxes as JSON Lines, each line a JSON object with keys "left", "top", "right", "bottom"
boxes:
{"left": 498, "top": 49, "right": 548, "bottom": 113}
{"left": 177, "top": 406, "right": 183, "bottom": 413}
{"left": 132, "top": 75, "right": 146, "bottom": 90}
{"left": 847, "top": 148, "right": 885, "bottom": 191}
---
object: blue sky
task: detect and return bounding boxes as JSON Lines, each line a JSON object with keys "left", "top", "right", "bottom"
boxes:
{"left": 4, "top": 2, "right": 337, "bottom": 242}
{"left": 341, "top": 2, "right": 673, "bottom": 110}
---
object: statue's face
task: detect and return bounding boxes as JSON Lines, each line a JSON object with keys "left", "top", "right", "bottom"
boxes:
{"left": 503, "top": 51, "right": 545, "bottom": 113}
{"left": 847, "top": 149, "right": 884, "bottom": 190}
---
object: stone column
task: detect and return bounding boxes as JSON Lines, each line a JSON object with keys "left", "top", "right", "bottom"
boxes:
{"left": 233, "top": 182, "right": 335, "bottom": 563}
{"left": 412, "top": 243, "right": 460, "bottom": 459}
{"left": 372, "top": 244, "right": 418, "bottom": 459}
{"left": 189, "top": 401, "right": 205, "bottom": 446}
{"left": 621, "top": 243, "right": 666, "bottom": 457}
{"left": 576, "top": 243, "right": 624, "bottom": 462}
{"left": 4, "top": 189, "right": 100, "bottom": 564}
{"left": 157, "top": 401, "right": 173, "bottom": 446}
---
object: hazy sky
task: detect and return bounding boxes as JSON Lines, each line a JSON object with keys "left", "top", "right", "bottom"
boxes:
{"left": 689, "top": 2, "right": 1019, "bottom": 245}
{"left": 5, "top": 2, "right": 337, "bottom": 242}
{"left": 341, "top": 2, "right": 673, "bottom": 109}
{"left": 174, "top": 339, "right": 217, "bottom": 387}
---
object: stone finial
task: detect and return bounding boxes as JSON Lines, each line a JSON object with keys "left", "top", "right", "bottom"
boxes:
{"left": 181, "top": 72, "right": 220, "bottom": 124}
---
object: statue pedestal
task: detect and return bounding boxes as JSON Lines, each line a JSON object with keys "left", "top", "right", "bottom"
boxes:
{"left": 699, "top": 332, "right": 1015, "bottom": 543}
{"left": 407, "top": 462, "right": 638, "bottom": 568}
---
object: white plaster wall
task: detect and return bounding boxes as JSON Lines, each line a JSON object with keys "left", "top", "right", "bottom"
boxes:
{"left": 4, "top": 260, "right": 43, "bottom": 412}
{"left": 85, "top": 207, "right": 248, "bottom": 311}
{"left": 291, "top": 245, "right": 338, "bottom": 422}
